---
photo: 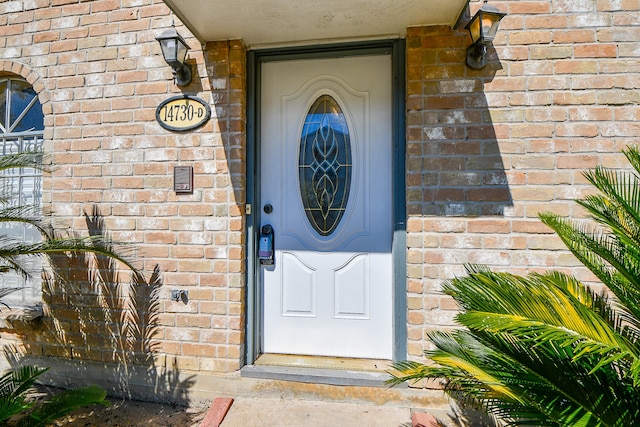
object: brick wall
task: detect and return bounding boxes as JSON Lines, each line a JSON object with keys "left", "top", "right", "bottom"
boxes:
{"left": 0, "top": 0, "right": 639, "bottom": 397}
{"left": 0, "top": 0, "right": 247, "bottom": 380}
{"left": 406, "top": 0, "right": 640, "bottom": 358}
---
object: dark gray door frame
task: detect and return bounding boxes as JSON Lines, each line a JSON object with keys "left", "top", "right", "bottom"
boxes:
{"left": 245, "top": 39, "right": 406, "bottom": 366}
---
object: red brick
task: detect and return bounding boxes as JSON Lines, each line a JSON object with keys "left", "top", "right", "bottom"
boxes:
{"left": 509, "top": 30, "right": 552, "bottom": 44}
{"left": 556, "top": 123, "right": 599, "bottom": 137}
{"left": 34, "top": 31, "right": 59, "bottom": 42}
{"left": 424, "top": 96, "right": 465, "bottom": 109}
{"left": 574, "top": 44, "right": 617, "bottom": 58}
{"left": 557, "top": 155, "right": 600, "bottom": 169}
{"left": 91, "top": 0, "right": 119, "bottom": 13}
{"left": 89, "top": 23, "right": 119, "bottom": 37}
{"left": 0, "top": 24, "right": 26, "bottom": 36}
{"left": 119, "top": 19, "right": 150, "bottom": 33}
{"left": 553, "top": 29, "right": 596, "bottom": 43}
{"left": 62, "top": 3, "right": 90, "bottom": 16}
{"left": 553, "top": 91, "right": 597, "bottom": 105}
{"left": 140, "top": 4, "right": 171, "bottom": 18}
{"left": 61, "top": 27, "right": 89, "bottom": 39}
{"left": 110, "top": 9, "right": 137, "bottom": 21}
{"left": 200, "top": 398, "right": 234, "bottom": 427}
{"left": 467, "top": 220, "right": 511, "bottom": 234}
{"left": 530, "top": 45, "right": 573, "bottom": 60}
{"left": 554, "top": 60, "right": 598, "bottom": 74}
{"left": 525, "top": 15, "right": 568, "bottom": 28}
{"left": 510, "top": 124, "right": 555, "bottom": 138}
{"left": 508, "top": 1, "right": 552, "bottom": 14}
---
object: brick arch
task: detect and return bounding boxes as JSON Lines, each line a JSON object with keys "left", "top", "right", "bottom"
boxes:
{"left": 0, "top": 60, "right": 51, "bottom": 116}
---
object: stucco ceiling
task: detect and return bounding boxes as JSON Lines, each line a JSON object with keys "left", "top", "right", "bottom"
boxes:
{"left": 162, "top": 0, "right": 470, "bottom": 47}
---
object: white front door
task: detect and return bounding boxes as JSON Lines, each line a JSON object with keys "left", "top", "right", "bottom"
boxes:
{"left": 260, "top": 54, "right": 393, "bottom": 359}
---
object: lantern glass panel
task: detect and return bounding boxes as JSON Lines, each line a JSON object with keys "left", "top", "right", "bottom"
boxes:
{"left": 166, "top": 39, "right": 177, "bottom": 62}
{"left": 482, "top": 12, "right": 503, "bottom": 42}
{"left": 176, "top": 39, "right": 188, "bottom": 64}
{"left": 467, "top": 15, "right": 481, "bottom": 43}
{"left": 160, "top": 38, "right": 177, "bottom": 63}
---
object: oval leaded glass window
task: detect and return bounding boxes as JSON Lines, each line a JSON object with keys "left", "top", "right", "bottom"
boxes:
{"left": 299, "top": 95, "right": 351, "bottom": 236}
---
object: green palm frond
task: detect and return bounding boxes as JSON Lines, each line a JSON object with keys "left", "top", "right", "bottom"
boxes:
{"left": 468, "top": 327, "right": 634, "bottom": 425}
{"left": 539, "top": 214, "right": 634, "bottom": 288}
{"left": 0, "top": 237, "right": 43, "bottom": 279}
{"left": 578, "top": 191, "right": 640, "bottom": 251}
{"left": 389, "top": 330, "right": 622, "bottom": 426}
{"left": 622, "top": 146, "right": 640, "bottom": 175}
{"left": 452, "top": 267, "right": 640, "bottom": 383}
{"left": 539, "top": 213, "right": 640, "bottom": 324}
{"left": 0, "top": 205, "right": 50, "bottom": 238}
{"left": 389, "top": 331, "right": 529, "bottom": 405}
{"left": 462, "top": 311, "right": 638, "bottom": 385}
{"left": 18, "top": 385, "right": 108, "bottom": 427}
{"left": 0, "top": 236, "right": 138, "bottom": 280}
{"left": 581, "top": 170, "right": 640, "bottom": 231}
{"left": 451, "top": 269, "right": 633, "bottom": 347}
{"left": 0, "top": 366, "right": 47, "bottom": 423}
{"left": 543, "top": 271, "right": 620, "bottom": 327}
{"left": 580, "top": 147, "right": 640, "bottom": 235}
{"left": 483, "top": 329, "right": 638, "bottom": 426}
{"left": 0, "top": 152, "right": 46, "bottom": 174}
{"left": 392, "top": 266, "right": 640, "bottom": 424}
{"left": 0, "top": 366, "right": 108, "bottom": 427}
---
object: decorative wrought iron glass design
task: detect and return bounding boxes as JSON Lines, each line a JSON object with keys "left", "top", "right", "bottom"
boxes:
{"left": 299, "top": 95, "right": 352, "bottom": 236}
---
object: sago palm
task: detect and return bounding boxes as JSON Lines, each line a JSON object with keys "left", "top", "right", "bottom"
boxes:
{"left": 0, "top": 366, "right": 108, "bottom": 427}
{"left": 389, "top": 146, "right": 640, "bottom": 426}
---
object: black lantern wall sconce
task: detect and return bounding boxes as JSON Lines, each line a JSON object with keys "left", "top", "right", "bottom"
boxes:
{"left": 156, "top": 25, "right": 192, "bottom": 87}
{"left": 465, "top": 0, "right": 507, "bottom": 69}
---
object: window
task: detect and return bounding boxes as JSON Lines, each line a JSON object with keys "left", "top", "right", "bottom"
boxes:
{"left": 0, "top": 77, "right": 44, "bottom": 306}
{"left": 298, "top": 95, "right": 352, "bottom": 236}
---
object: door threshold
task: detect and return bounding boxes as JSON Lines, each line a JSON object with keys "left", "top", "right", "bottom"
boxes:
{"left": 241, "top": 354, "right": 397, "bottom": 387}
{"left": 255, "top": 353, "right": 390, "bottom": 371}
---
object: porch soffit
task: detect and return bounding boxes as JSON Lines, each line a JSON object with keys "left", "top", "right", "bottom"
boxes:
{"left": 162, "top": 0, "right": 470, "bottom": 47}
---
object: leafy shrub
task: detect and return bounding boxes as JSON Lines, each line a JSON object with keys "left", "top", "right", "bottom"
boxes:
{"left": 0, "top": 365, "right": 108, "bottom": 427}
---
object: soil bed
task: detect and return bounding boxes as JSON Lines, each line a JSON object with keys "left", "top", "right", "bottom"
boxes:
{"left": 52, "top": 398, "right": 207, "bottom": 427}
{"left": 13, "top": 385, "right": 208, "bottom": 427}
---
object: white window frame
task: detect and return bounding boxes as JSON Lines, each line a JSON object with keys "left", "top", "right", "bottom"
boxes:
{"left": 0, "top": 77, "right": 45, "bottom": 307}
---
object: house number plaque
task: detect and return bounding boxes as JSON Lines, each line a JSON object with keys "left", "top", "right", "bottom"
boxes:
{"left": 156, "top": 95, "right": 211, "bottom": 132}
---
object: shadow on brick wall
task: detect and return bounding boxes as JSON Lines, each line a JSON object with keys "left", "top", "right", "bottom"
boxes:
{"left": 204, "top": 40, "right": 247, "bottom": 218}
{"left": 3, "top": 206, "right": 195, "bottom": 404}
{"left": 407, "top": 27, "right": 513, "bottom": 217}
